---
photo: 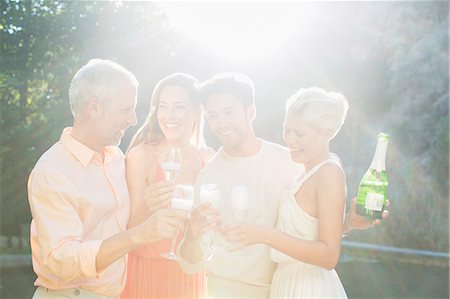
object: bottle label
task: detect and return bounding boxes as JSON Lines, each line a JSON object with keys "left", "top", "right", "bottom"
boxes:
{"left": 365, "top": 192, "right": 384, "bottom": 211}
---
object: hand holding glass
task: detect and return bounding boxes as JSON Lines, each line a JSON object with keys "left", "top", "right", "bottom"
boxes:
{"left": 199, "top": 184, "right": 222, "bottom": 253}
{"left": 160, "top": 184, "right": 194, "bottom": 260}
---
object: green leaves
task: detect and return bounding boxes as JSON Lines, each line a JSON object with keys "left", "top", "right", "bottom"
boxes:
{"left": 0, "top": 0, "right": 172, "bottom": 236}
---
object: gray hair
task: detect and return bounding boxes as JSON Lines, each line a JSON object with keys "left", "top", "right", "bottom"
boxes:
{"left": 285, "top": 87, "right": 349, "bottom": 139}
{"left": 69, "top": 59, "right": 138, "bottom": 116}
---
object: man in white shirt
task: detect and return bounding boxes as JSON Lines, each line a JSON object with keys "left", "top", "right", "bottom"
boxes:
{"left": 179, "top": 73, "right": 386, "bottom": 298}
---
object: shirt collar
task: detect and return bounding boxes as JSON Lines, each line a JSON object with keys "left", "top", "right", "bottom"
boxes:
{"left": 60, "top": 127, "right": 98, "bottom": 168}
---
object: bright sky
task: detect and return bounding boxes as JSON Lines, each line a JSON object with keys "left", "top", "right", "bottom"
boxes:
{"left": 157, "top": 2, "right": 318, "bottom": 63}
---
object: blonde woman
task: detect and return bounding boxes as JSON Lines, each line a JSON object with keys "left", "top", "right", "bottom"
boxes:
{"left": 121, "top": 73, "right": 215, "bottom": 299}
{"left": 225, "top": 87, "right": 350, "bottom": 298}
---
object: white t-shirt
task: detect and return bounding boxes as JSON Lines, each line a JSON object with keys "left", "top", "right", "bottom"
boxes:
{"left": 179, "top": 139, "right": 303, "bottom": 297}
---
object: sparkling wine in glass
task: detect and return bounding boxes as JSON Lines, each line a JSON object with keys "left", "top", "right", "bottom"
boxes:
{"left": 160, "top": 147, "right": 182, "bottom": 182}
{"left": 199, "top": 184, "right": 222, "bottom": 254}
{"left": 161, "top": 184, "right": 194, "bottom": 260}
{"left": 230, "top": 185, "right": 249, "bottom": 222}
{"left": 200, "top": 184, "right": 221, "bottom": 209}
{"left": 230, "top": 185, "right": 250, "bottom": 254}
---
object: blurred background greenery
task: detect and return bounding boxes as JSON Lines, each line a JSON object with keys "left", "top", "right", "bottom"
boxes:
{"left": 0, "top": 0, "right": 448, "bottom": 256}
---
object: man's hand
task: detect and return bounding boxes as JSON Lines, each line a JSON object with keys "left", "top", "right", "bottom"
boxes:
{"left": 186, "top": 202, "right": 220, "bottom": 241}
{"left": 179, "top": 203, "right": 219, "bottom": 264}
{"left": 344, "top": 198, "right": 390, "bottom": 233}
{"left": 143, "top": 181, "right": 175, "bottom": 213}
{"left": 134, "top": 208, "right": 190, "bottom": 244}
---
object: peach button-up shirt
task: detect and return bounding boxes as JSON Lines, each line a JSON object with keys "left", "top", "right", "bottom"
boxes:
{"left": 28, "top": 128, "right": 130, "bottom": 297}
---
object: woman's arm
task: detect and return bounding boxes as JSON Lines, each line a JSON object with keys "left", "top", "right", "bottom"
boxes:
{"left": 125, "top": 144, "right": 158, "bottom": 229}
{"left": 225, "top": 164, "right": 346, "bottom": 270}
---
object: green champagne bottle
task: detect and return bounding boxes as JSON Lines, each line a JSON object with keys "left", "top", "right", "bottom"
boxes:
{"left": 356, "top": 133, "right": 389, "bottom": 219}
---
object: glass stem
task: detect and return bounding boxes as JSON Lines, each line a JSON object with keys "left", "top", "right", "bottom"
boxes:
{"left": 211, "top": 230, "right": 216, "bottom": 248}
{"left": 169, "top": 230, "right": 179, "bottom": 254}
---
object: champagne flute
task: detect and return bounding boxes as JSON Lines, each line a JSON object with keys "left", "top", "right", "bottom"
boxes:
{"left": 199, "top": 184, "right": 222, "bottom": 254}
{"left": 160, "top": 147, "right": 182, "bottom": 182}
{"left": 230, "top": 185, "right": 250, "bottom": 254}
{"left": 231, "top": 185, "right": 249, "bottom": 222}
{"left": 160, "top": 184, "right": 194, "bottom": 260}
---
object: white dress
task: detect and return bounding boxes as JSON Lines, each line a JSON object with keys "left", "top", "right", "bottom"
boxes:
{"left": 270, "top": 158, "right": 348, "bottom": 299}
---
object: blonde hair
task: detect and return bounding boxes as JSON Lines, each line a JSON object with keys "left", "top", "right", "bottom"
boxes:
{"left": 69, "top": 59, "right": 138, "bottom": 117}
{"left": 285, "top": 87, "right": 349, "bottom": 139}
{"left": 127, "top": 73, "right": 205, "bottom": 152}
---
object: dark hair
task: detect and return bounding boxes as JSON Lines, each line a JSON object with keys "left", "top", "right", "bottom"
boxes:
{"left": 127, "top": 73, "right": 204, "bottom": 152}
{"left": 198, "top": 72, "right": 255, "bottom": 107}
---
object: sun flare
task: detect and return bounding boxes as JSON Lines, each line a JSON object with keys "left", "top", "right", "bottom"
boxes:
{"left": 157, "top": 2, "right": 316, "bottom": 64}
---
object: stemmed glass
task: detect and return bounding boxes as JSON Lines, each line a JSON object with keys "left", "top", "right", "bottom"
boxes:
{"left": 159, "top": 147, "right": 185, "bottom": 260}
{"left": 160, "top": 147, "right": 182, "bottom": 182}
{"left": 199, "top": 184, "right": 222, "bottom": 254}
{"left": 230, "top": 185, "right": 249, "bottom": 222}
{"left": 230, "top": 185, "right": 250, "bottom": 254}
{"left": 160, "top": 184, "right": 194, "bottom": 260}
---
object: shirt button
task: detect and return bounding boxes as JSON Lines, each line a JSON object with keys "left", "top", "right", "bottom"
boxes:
{"left": 74, "top": 289, "right": 80, "bottom": 296}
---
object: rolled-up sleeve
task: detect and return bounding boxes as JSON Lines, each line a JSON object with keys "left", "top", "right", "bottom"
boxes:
{"left": 176, "top": 236, "right": 210, "bottom": 274}
{"left": 28, "top": 168, "right": 102, "bottom": 282}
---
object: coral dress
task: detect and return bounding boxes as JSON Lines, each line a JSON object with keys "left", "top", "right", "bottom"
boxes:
{"left": 121, "top": 163, "right": 207, "bottom": 299}
{"left": 270, "top": 158, "right": 347, "bottom": 298}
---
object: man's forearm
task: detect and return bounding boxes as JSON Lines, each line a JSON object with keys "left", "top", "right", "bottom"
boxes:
{"left": 178, "top": 236, "right": 208, "bottom": 275}
{"left": 97, "top": 208, "right": 190, "bottom": 272}
{"left": 96, "top": 229, "right": 141, "bottom": 272}
{"left": 180, "top": 237, "right": 204, "bottom": 264}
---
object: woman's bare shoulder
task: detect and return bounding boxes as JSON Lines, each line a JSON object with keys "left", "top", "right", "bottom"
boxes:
{"left": 315, "top": 162, "right": 345, "bottom": 186}
{"left": 126, "top": 143, "right": 159, "bottom": 165}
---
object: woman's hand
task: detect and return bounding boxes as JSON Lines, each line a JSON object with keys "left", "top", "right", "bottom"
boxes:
{"left": 221, "top": 223, "right": 270, "bottom": 251}
{"left": 344, "top": 198, "right": 390, "bottom": 233}
{"left": 143, "top": 181, "right": 175, "bottom": 213}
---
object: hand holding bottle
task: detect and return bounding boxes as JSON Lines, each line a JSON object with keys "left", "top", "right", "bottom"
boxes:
{"left": 344, "top": 197, "right": 390, "bottom": 233}
{"left": 356, "top": 133, "right": 389, "bottom": 219}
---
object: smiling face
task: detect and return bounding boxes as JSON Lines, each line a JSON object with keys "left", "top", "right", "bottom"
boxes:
{"left": 205, "top": 93, "right": 254, "bottom": 151}
{"left": 283, "top": 110, "right": 330, "bottom": 166}
{"left": 156, "top": 85, "right": 199, "bottom": 143}
{"left": 97, "top": 82, "right": 138, "bottom": 147}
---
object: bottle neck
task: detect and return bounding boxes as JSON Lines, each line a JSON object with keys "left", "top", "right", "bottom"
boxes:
{"left": 370, "top": 138, "right": 387, "bottom": 172}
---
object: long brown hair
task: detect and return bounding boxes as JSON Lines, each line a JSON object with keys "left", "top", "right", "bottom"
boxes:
{"left": 127, "top": 73, "right": 205, "bottom": 153}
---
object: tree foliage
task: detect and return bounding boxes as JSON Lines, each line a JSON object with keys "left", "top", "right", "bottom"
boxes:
{"left": 337, "top": 3, "right": 449, "bottom": 251}
{"left": 0, "top": 0, "right": 172, "bottom": 237}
